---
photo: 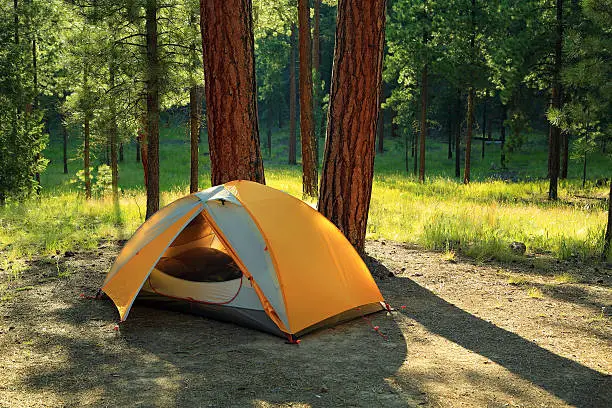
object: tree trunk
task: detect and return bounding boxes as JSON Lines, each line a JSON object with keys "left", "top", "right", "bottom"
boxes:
{"left": 455, "top": 90, "right": 461, "bottom": 178}
{"left": 267, "top": 105, "right": 272, "bottom": 157}
{"left": 404, "top": 129, "right": 409, "bottom": 173}
{"left": 464, "top": 87, "right": 474, "bottom": 184}
{"left": 318, "top": 0, "right": 387, "bottom": 253}
{"left": 419, "top": 64, "right": 427, "bottom": 183}
{"left": 391, "top": 110, "right": 398, "bottom": 138}
{"left": 482, "top": 90, "right": 487, "bottom": 159}
{"left": 413, "top": 131, "right": 418, "bottom": 175}
{"left": 377, "top": 108, "right": 384, "bottom": 154}
{"left": 84, "top": 117, "right": 91, "bottom": 200}
{"left": 200, "top": 0, "right": 265, "bottom": 185}
{"left": 298, "top": 0, "right": 318, "bottom": 198}
{"left": 138, "top": 121, "right": 148, "bottom": 188}
{"left": 109, "top": 61, "right": 119, "bottom": 201}
{"left": 560, "top": 131, "right": 568, "bottom": 179}
{"left": 288, "top": 23, "right": 297, "bottom": 165}
{"left": 32, "top": 35, "right": 40, "bottom": 193}
{"left": 447, "top": 104, "right": 453, "bottom": 159}
{"left": 501, "top": 105, "right": 507, "bottom": 168}
{"left": 61, "top": 113, "right": 68, "bottom": 174}
{"left": 313, "top": 0, "right": 320, "bottom": 72}
{"left": 136, "top": 138, "right": 141, "bottom": 162}
{"left": 604, "top": 180, "right": 612, "bottom": 259}
{"left": 145, "top": 0, "right": 160, "bottom": 219}
{"left": 548, "top": 0, "right": 563, "bottom": 200}
{"left": 119, "top": 143, "right": 124, "bottom": 162}
{"left": 190, "top": 85, "right": 202, "bottom": 193}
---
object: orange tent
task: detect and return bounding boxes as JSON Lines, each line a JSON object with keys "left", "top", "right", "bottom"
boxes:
{"left": 102, "top": 181, "right": 385, "bottom": 338}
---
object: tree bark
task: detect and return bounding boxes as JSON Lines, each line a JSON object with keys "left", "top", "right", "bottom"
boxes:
{"left": 61, "top": 113, "right": 68, "bottom": 174}
{"left": 464, "top": 87, "right": 474, "bottom": 184}
{"left": 200, "top": 0, "right": 265, "bottom": 185}
{"left": 136, "top": 138, "right": 141, "bottom": 162}
{"left": 482, "top": 90, "right": 487, "bottom": 159}
{"left": 190, "top": 85, "right": 202, "bottom": 193}
{"left": 298, "top": 0, "right": 318, "bottom": 198}
{"left": 560, "top": 131, "right": 568, "bottom": 179}
{"left": 84, "top": 117, "right": 91, "bottom": 200}
{"left": 377, "top": 108, "right": 384, "bottom": 154}
{"left": 447, "top": 104, "right": 453, "bottom": 159}
{"left": 32, "top": 35, "right": 40, "bottom": 193}
{"left": 317, "top": 0, "right": 387, "bottom": 253}
{"left": 548, "top": 0, "right": 563, "bottom": 200}
{"left": 109, "top": 60, "right": 119, "bottom": 201}
{"left": 455, "top": 90, "right": 461, "bottom": 178}
{"left": 288, "top": 23, "right": 297, "bottom": 165}
{"left": 313, "top": 0, "right": 320, "bottom": 72}
{"left": 500, "top": 104, "right": 507, "bottom": 168}
{"left": 419, "top": 64, "right": 427, "bottom": 183}
{"left": 145, "top": 0, "right": 160, "bottom": 218}
{"left": 119, "top": 143, "right": 124, "bottom": 162}
{"left": 604, "top": 180, "right": 612, "bottom": 259}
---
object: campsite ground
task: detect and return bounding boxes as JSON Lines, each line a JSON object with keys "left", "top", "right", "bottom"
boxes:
{"left": 1, "top": 240, "right": 610, "bottom": 407}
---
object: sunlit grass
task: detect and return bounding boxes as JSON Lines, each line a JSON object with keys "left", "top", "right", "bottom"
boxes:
{"left": 527, "top": 287, "right": 544, "bottom": 299}
{"left": 1, "top": 126, "right": 610, "bottom": 266}
{"left": 507, "top": 276, "right": 531, "bottom": 286}
{"left": 553, "top": 272, "right": 580, "bottom": 284}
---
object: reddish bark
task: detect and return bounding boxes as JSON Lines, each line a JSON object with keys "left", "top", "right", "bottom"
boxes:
{"left": 298, "top": 0, "right": 318, "bottom": 198}
{"left": 200, "top": 0, "right": 265, "bottom": 185}
{"left": 317, "top": 0, "right": 387, "bottom": 253}
{"left": 288, "top": 23, "right": 297, "bottom": 165}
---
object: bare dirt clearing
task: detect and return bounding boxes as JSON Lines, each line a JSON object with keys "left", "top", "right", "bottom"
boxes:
{"left": 1, "top": 240, "right": 610, "bottom": 407}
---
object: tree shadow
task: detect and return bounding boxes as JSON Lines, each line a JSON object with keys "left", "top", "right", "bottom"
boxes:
{"left": 4, "top": 260, "right": 411, "bottom": 407}
{"left": 382, "top": 274, "right": 611, "bottom": 407}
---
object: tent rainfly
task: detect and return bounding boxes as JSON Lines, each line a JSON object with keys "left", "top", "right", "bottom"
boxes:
{"left": 102, "top": 180, "right": 386, "bottom": 339}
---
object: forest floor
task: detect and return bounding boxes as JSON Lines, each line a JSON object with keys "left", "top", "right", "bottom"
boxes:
{"left": 0, "top": 240, "right": 610, "bottom": 408}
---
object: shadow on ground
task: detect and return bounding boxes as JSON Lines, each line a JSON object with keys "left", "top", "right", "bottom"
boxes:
{"left": 367, "top": 255, "right": 611, "bottom": 408}
{"left": 4, "top": 260, "right": 411, "bottom": 407}
{"left": 1, "top": 248, "right": 610, "bottom": 407}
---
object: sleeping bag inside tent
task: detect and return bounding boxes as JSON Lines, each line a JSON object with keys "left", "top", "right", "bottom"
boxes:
{"left": 102, "top": 180, "right": 385, "bottom": 338}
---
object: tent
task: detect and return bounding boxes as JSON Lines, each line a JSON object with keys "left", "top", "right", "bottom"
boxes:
{"left": 102, "top": 180, "right": 385, "bottom": 339}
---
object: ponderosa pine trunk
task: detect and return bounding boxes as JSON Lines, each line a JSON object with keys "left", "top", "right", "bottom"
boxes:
{"left": 455, "top": 90, "right": 461, "bottom": 178}
{"left": 298, "top": 0, "right": 318, "bottom": 198}
{"left": 119, "top": 143, "right": 124, "bottom": 162}
{"left": 604, "top": 180, "right": 612, "bottom": 259}
{"left": 84, "top": 116, "right": 91, "bottom": 200}
{"left": 560, "top": 131, "right": 568, "bottom": 179}
{"left": 200, "top": 0, "right": 265, "bottom": 185}
{"left": 61, "top": 112, "right": 68, "bottom": 174}
{"left": 447, "top": 104, "right": 453, "bottom": 159}
{"left": 500, "top": 104, "right": 507, "bottom": 168}
{"left": 377, "top": 108, "right": 384, "bottom": 154}
{"left": 482, "top": 90, "right": 487, "bottom": 159}
{"left": 548, "top": 0, "right": 563, "bottom": 200}
{"left": 419, "top": 64, "right": 427, "bottom": 183}
{"left": 313, "top": 0, "right": 320, "bottom": 71}
{"left": 109, "top": 55, "right": 119, "bottom": 201}
{"left": 145, "top": 0, "right": 160, "bottom": 219}
{"left": 464, "top": 87, "right": 474, "bottom": 184}
{"left": 288, "top": 23, "right": 297, "bottom": 165}
{"left": 317, "top": 0, "right": 387, "bottom": 253}
{"left": 190, "top": 85, "right": 202, "bottom": 193}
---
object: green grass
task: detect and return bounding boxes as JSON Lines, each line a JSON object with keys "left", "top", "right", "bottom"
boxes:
{"left": 553, "top": 272, "right": 580, "bottom": 284}
{"left": 1, "top": 122, "right": 610, "bottom": 266}
{"left": 527, "top": 287, "right": 545, "bottom": 299}
{"left": 507, "top": 276, "right": 531, "bottom": 286}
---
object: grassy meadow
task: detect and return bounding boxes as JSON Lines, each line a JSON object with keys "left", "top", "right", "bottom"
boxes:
{"left": 1, "top": 118, "right": 610, "bottom": 277}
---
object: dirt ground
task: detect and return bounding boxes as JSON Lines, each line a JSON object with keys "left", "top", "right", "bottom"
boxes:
{"left": 0, "top": 240, "right": 610, "bottom": 408}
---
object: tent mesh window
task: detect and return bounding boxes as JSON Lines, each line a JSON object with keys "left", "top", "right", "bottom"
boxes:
{"left": 155, "top": 213, "right": 243, "bottom": 282}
